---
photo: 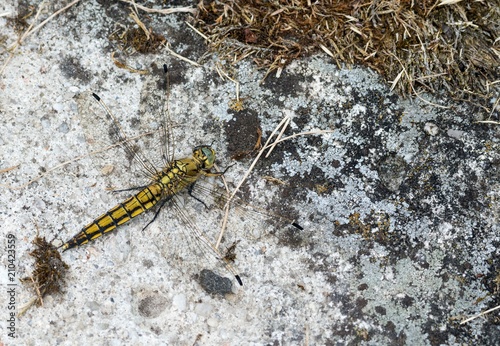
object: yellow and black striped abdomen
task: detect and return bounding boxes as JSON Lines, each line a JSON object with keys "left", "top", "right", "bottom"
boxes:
{"left": 61, "top": 183, "right": 164, "bottom": 251}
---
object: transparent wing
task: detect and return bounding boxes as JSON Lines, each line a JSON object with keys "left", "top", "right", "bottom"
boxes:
{"left": 91, "top": 93, "right": 160, "bottom": 179}
{"left": 159, "top": 64, "right": 176, "bottom": 165}
{"left": 150, "top": 175, "right": 302, "bottom": 286}
{"left": 153, "top": 192, "right": 243, "bottom": 286}
{"left": 75, "top": 91, "right": 163, "bottom": 191}
{"left": 77, "top": 67, "right": 180, "bottom": 188}
{"left": 189, "top": 177, "right": 303, "bottom": 237}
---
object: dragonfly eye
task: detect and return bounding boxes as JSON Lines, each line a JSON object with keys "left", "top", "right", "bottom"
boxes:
{"left": 194, "top": 146, "right": 216, "bottom": 168}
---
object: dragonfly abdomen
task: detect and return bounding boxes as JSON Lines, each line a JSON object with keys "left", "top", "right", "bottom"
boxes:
{"left": 61, "top": 183, "right": 164, "bottom": 251}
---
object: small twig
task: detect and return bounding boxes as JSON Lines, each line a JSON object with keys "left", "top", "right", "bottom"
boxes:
{"left": 264, "top": 116, "right": 291, "bottom": 158}
{"left": 489, "top": 96, "right": 500, "bottom": 117}
{"left": 164, "top": 42, "right": 201, "bottom": 67}
{"left": 460, "top": 304, "right": 500, "bottom": 324}
{"left": 476, "top": 120, "right": 500, "bottom": 125}
{"left": 18, "top": 296, "right": 39, "bottom": 318}
{"left": 119, "top": 0, "right": 197, "bottom": 15}
{"left": 185, "top": 21, "right": 211, "bottom": 42}
{"left": 213, "top": 163, "right": 232, "bottom": 249}
{"left": 111, "top": 52, "right": 150, "bottom": 74}
{"left": 319, "top": 43, "right": 335, "bottom": 60}
{"left": 0, "top": 164, "right": 20, "bottom": 174}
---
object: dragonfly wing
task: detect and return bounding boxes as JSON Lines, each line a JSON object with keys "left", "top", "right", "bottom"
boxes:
{"left": 76, "top": 90, "right": 163, "bottom": 189}
{"left": 153, "top": 191, "right": 243, "bottom": 286}
{"left": 188, "top": 177, "right": 302, "bottom": 240}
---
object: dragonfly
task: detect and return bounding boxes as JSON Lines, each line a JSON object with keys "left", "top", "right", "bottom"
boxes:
{"left": 60, "top": 64, "right": 301, "bottom": 286}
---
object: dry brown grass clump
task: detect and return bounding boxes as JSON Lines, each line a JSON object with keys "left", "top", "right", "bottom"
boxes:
{"left": 20, "top": 236, "right": 69, "bottom": 315}
{"left": 194, "top": 0, "right": 499, "bottom": 114}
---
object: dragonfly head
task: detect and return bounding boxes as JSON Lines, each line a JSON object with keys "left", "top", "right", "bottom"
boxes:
{"left": 193, "top": 145, "right": 216, "bottom": 169}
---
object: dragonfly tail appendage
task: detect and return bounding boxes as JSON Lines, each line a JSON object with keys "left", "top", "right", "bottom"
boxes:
{"left": 235, "top": 274, "right": 243, "bottom": 286}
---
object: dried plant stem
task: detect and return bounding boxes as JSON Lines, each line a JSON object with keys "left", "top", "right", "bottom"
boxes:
{"left": 460, "top": 304, "right": 500, "bottom": 324}
{"left": 119, "top": 0, "right": 196, "bottom": 15}
{"left": 476, "top": 120, "right": 500, "bottom": 125}
{"left": 164, "top": 42, "right": 201, "bottom": 67}
{"left": 18, "top": 296, "right": 39, "bottom": 318}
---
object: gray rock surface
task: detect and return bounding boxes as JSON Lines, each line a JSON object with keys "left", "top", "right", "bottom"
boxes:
{"left": 1, "top": 1, "right": 499, "bottom": 345}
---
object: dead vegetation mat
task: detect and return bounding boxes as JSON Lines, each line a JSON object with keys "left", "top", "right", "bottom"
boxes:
{"left": 194, "top": 0, "right": 499, "bottom": 115}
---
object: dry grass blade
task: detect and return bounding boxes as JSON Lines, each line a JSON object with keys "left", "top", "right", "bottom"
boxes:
{"left": 164, "top": 42, "right": 201, "bottom": 67}
{"left": 119, "top": 0, "right": 197, "bottom": 15}
{"left": 194, "top": 0, "right": 500, "bottom": 115}
{"left": 476, "top": 120, "right": 500, "bottom": 125}
{"left": 111, "top": 52, "right": 150, "bottom": 74}
{"left": 460, "top": 304, "right": 500, "bottom": 324}
{"left": 0, "top": 165, "right": 20, "bottom": 174}
{"left": 438, "top": 0, "right": 463, "bottom": 6}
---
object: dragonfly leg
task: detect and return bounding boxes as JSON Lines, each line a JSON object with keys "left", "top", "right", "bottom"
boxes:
{"left": 112, "top": 185, "right": 149, "bottom": 194}
{"left": 141, "top": 196, "right": 172, "bottom": 232}
{"left": 202, "top": 163, "right": 235, "bottom": 177}
{"left": 187, "top": 182, "right": 209, "bottom": 209}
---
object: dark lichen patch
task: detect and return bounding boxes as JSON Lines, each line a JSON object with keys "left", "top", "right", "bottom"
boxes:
{"left": 377, "top": 155, "right": 409, "bottom": 192}
{"left": 224, "top": 108, "right": 261, "bottom": 159}
{"left": 328, "top": 292, "right": 375, "bottom": 342}
{"left": 5, "top": 1, "right": 33, "bottom": 35}
{"left": 306, "top": 252, "right": 337, "bottom": 285}
{"left": 142, "top": 259, "right": 154, "bottom": 269}
{"left": 284, "top": 165, "right": 338, "bottom": 200}
{"left": 260, "top": 70, "right": 311, "bottom": 98}
{"left": 399, "top": 294, "right": 415, "bottom": 308}
{"left": 59, "top": 56, "right": 92, "bottom": 84}
{"left": 197, "top": 269, "right": 234, "bottom": 295}
{"left": 276, "top": 224, "right": 304, "bottom": 248}
{"left": 398, "top": 122, "right": 494, "bottom": 223}
{"left": 357, "top": 283, "right": 369, "bottom": 291}
{"left": 96, "top": 0, "right": 130, "bottom": 22}
{"left": 137, "top": 293, "right": 168, "bottom": 319}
